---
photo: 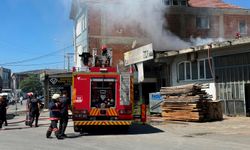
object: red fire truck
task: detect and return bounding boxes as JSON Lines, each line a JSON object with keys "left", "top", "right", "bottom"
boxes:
{"left": 72, "top": 48, "right": 135, "bottom": 132}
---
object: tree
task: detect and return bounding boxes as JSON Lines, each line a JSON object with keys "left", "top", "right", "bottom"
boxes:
{"left": 19, "top": 74, "right": 43, "bottom": 95}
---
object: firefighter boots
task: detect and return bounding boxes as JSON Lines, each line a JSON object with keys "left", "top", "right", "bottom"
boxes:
{"left": 55, "top": 131, "right": 64, "bottom": 140}
{"left": 46, "top": 129, "right": 52, "bottom": 138}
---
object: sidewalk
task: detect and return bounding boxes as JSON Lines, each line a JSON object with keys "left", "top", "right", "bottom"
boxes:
{"left": 6, "top": 100, "right": 49, "bottom": 124}
{"left": 7, "top": 100, "right": 28, "bottom": 115}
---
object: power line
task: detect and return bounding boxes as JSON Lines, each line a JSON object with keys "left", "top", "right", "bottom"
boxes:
{"left": 0, "top": 44, "right": 73, "bottom": 66}
{"left": 3, "top": 61, "right": 64, "bottom": 67}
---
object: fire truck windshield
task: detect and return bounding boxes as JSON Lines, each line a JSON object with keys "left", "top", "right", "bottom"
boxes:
{"left": 91, "top": 78, "right": 116, "bottom": 108}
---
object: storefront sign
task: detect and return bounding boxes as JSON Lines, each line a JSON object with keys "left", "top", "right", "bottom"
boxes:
{"left": 124, "top": 43, "right": 154, "bottom": 66}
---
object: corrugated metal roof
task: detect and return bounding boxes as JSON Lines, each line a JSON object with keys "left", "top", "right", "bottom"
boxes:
{"left": 188, "top": 0, "right": 241, "bottom": 9}
{"left": 157, "top": 37, "right": 250, "bottom": 58}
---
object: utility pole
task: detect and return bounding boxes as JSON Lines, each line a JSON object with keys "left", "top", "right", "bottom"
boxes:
{"left": 65, "top": 53, "right": 74, "bottom": 71}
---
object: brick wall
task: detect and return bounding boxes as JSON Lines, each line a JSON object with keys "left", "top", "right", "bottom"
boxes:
{"left": 88, "top": 7, "right": 101, "bottom": 35}
{"left": 87, "top": 3, "right": 250, "bottom": 66}
{"left": 224, "top": 15, "right": 250, "bottom": 38}
{"left": 166, "top": 14, "right": 220, "bottom": 38}
{"left": 87, "top": 5, "right": 147, "bottom": 67}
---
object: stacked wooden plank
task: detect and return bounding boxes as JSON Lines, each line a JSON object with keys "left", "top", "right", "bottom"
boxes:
{"left": 160, "top": 84, "right": 222, "bottom": 122}
{"left": 207, "top": 101, "right": 223, "bottom": 121}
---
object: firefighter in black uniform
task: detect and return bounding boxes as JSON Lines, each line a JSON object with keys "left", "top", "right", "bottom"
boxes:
{"left": 0, "top": 96, "right": 5, "bottom": 129}
{"left": 46, "top": 94, "right": 63, "bottom": 139}
{"left": 2, "top": 96, "right": 8, "bottom": 126}
{"left": 59, "top": 91, "right": 70, "bottom": 137}
{"left": 28, "top": 94, "right": 42, "bottom": 127}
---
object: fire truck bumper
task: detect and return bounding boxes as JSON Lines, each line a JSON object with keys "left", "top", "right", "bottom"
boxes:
{"left": 74, "top": 120, "right": 132, "bottom": 126}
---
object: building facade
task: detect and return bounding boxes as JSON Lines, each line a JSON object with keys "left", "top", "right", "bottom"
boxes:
{"left": 70, "top": 0, "right": 250, "bottom": 69}
{"left": 156, "top": 37, "right": 250, "bottom": 116}
{"left": 70, "top": 0, "right": 149, "bottom": 69}
{"left": 69, "top": 0, "right": 250, "bottom": 106}
{"left": 0, "top": 67, "right": 11, "bottom": 90}
{"left": 166, "top": 6, "right": 250, "bottom": 40}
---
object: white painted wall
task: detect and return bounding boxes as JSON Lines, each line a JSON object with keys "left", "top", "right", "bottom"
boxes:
{"left": 170, "top": 51, "right": 216, "bottom": 100}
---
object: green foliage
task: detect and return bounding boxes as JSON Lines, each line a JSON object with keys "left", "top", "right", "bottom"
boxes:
{"left": 19, "top": 74, "right": 43, "bottom": 95}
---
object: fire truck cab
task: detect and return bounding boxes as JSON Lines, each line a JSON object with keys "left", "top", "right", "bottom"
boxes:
{"left": 72, "top": 48, "right": 134, "bottom": 132}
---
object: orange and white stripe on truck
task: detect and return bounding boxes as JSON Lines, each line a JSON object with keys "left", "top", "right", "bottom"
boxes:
{"left": 74, "top": 121, "right": 132, "bottom": 126}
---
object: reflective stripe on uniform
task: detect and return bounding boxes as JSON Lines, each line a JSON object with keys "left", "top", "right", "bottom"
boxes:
{"left": 49, "top": 117, "right": 60, "bottom": 120}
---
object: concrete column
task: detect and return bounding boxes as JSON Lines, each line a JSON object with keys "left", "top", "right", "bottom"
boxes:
{"left": 219, "top": 15, "right": 224, "bottom": 38}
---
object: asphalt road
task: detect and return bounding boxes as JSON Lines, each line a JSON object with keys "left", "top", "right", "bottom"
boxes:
{"left": 1, "top": 114, "right": 250, "bottom": 150}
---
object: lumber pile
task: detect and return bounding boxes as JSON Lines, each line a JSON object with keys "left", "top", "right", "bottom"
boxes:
{"left": 160, "top": 84, "right": 222, "bottom": 122}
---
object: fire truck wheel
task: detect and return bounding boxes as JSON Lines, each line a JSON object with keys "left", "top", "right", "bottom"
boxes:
{"left": 119, "top": 125, "right": 130, "bottom": 133}
{"left": 74, "top": 126, "right": 80, "bottom": 132}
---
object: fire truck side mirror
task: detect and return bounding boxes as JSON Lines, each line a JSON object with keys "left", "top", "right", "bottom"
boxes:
{"left": 79, "top": 52, "right": 91, "bottom": 66}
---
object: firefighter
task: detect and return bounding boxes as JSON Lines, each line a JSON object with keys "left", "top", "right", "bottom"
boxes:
{"left": 101, "top": 45, "right": 108, "bottom": 56}
{"left": 46, "top": 94, "right": 63, "bottom": 139}
{"left": 101, "top": 45, "right": 110, "bottom": 67}
{"left": 2, "top": 96, "right": 8, "bottom": 126}
{"left": 0, "top": 96, "right": 5, "bottom": 129}
{"left": 59, "top": 91, "right": 70, "bottom": 137}
{"left": 25, "top": 92, "right": 33, "bottom": 126}
{"left": 28, "top": 93, "right": 42, "bottom": 127}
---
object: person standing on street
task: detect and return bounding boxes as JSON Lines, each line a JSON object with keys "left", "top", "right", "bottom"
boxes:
{"left": 0, "top": 96, "right": 5, "bottom": 129}
{"left": 20, "top": 96, "right": 23, "bottom": 105}
{"left": 2, "top": 96, "right": 8, "bottom": 126}
{"left": 25, "top": 92, "right": 33, "bottom": 126}
{"left": 59, "top": 91, "right": 70, "bottom": 137}
{"left": 46, "top": 94, "right": 63, "bottom": 139}
{"left": 28, "top": 93, "right": 42, "bottom": 127}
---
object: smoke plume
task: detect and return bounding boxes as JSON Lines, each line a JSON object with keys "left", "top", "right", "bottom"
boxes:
{"left": 88, "top": 0, "right": 191, "bottom": 50}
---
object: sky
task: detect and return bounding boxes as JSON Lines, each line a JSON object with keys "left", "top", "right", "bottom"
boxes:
{"left": 0, "top": 0, "right": 73, "bottom": 73}
{"left": 223, "top": 0, "right": 250, "bottom": 9}
{"left": 0, "top": 0, "right": 249, "bottom": 73}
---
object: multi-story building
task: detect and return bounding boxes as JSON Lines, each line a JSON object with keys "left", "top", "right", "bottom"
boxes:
{"left": 69, "top": 0, "right": 250, "bottom": 105}
{"left": 166, "top": 0, "right": 250, "bottom": 41}
{"left": 70, "top": 0, "right": 250, "bottom": 68}
{"left": 0, "top": 67, "right": 11, "bottom": 90}
{"left": 0, "top": 76, "right": 2, "bottom": 92}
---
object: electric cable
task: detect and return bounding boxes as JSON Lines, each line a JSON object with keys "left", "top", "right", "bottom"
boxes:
{"left": 3, "top": 61, "right": 64, "bottom": 67}
{"left": 0, "top": 44, "right": 73, "bottom": 66}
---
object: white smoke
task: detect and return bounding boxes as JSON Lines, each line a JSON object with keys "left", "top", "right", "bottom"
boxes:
{"left": 77, "top": 0, "right": 227, "bottom": 51}
{"left": 190, "top": 36, "right": 226, "bottom": 46}
{"left": 87, "top": 0, "right": 190, "bottom": 50}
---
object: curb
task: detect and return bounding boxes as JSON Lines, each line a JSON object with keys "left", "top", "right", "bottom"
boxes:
{"left": 8, "top": 117, "right": 50, "bottom": 124}
{"left": 7, "top": 109, "right": 49, "bottom": 115}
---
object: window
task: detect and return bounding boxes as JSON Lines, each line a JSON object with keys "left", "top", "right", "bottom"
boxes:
{"left": 82, "top": 15, "right": 87, "bottom": 31}
{"left": 199, "top": 60, "right": 205, "bottom": 79}
{"left": 173, "top": 0, "right": 178, "bottom": 5}
{"left": 180, "top": 0, "right": 187, "bottom": 6}
{"left": 76, "top": 17, "right": 82, "bottom": 36}
{"left": 205, "top": 59, "right": 213, "bottom": 79}
{"left": 199, "top": 59, "right": 213, "bottom": 79}
{"left": 196, "top": 16, "right": 210, "bottom": 29}
{"left": 186, "top": 62, "right": 191, "bottom": 80}
{"left": 179, "top": 62, "right": 184, "bottom": 81}
{"left": 3, "top": 72, "right": 9, "bottom": 80}
{"left": 178, "top": 58, "right": 213, "bottom": 81}
{"left": 178, "top": 62, "right": 191, "bottom": 81}
{"left": 163, "top": 0, "right": 187, "bottom": 6}
{"left": 163, "top": 0, "right": 171, "bottom": 5}
{"left": 239, "top": 20, "right": 247, "bottom": 34}
{"left": 192, "top": 62, "right": 198, "bottom": 80}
